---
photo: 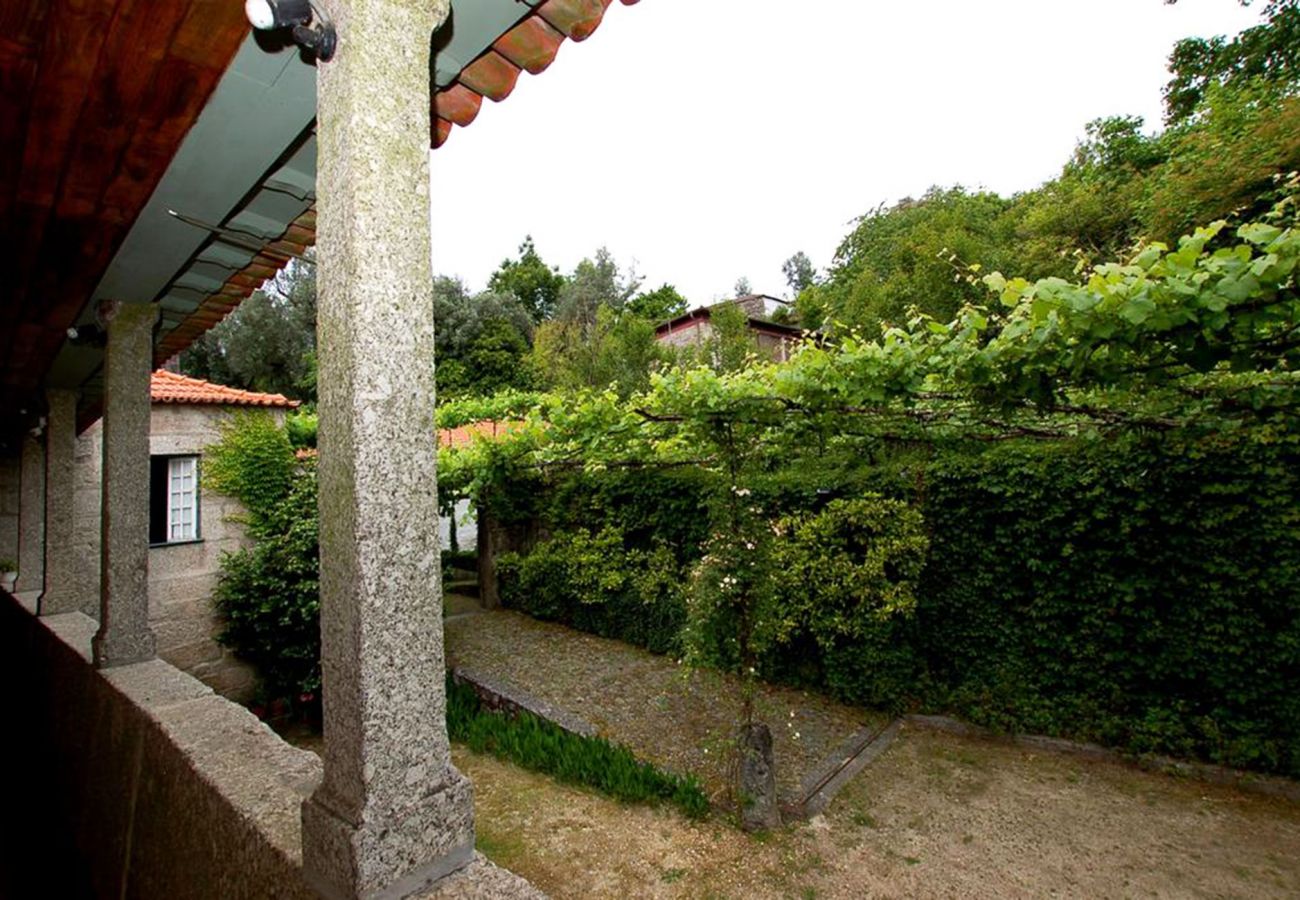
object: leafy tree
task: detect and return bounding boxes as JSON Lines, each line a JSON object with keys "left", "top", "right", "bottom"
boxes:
{"left": 179, "top": 259, "right": 317, "bottom": 401}
{"left": 1164, "top": 0, "right": 1300, "bottom": 123}
{"left": 433, "top": 275, "right": 534, "bottom": 398}
{"left": 1010, "top": 116, "right": 1166, "bottom": 276}
{"left": 628, "top": 283, "right": 688, "bottom": 322}
{"left": 733, "top": 276, "right": 753, "bottom": 297}
{"left": 488, "top": 236, "right": 567, "bottom": 322}
{"left": 1144, "top": 82, "right": 1300, "bottom": 241}
{"left": 800, "top": 187, "right": 1018, "bottom": 336}
{"left": 781, "top": 251, "right": 816, "bottom": 296}
{"left": 555, "top": 247, "right": 640, "bottom": 326}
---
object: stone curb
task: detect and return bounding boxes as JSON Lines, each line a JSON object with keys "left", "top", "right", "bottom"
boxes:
{"left": 903, "top": 714, "right": 1300, "bottom": 804}
{"left": 450, "top": 666, "right": 600, "bottom": 740}
{"left": 787, "top": 719, "right": 903, "bottom": 820}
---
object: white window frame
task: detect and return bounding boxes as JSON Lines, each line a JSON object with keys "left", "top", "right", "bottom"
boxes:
{"left": 166, "top": 456, "right": 199, "bottom": 543}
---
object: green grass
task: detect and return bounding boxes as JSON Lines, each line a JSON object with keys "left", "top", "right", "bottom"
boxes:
{"left": 446, "top": 676, "right": 710, "bottom": 820}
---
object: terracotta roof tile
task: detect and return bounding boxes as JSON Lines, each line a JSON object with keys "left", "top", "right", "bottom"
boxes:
{"left": 150, "top": 370, "right": 300, "bottom": 409}
{"left": 294, "top": 421, "right": 507, "bottom": 456}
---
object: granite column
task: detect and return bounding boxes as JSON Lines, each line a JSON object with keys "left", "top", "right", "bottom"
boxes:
{"left": 91, "top": 302, "right": 158, "bottom": 669}
{"left": 14, "top": 430, "right": 45, "bottom": 595}
{"left": 300, "top": 1, "right": 474, "bottom": 897}
{"left": 40, "top": 388, "right": 79, "bottom": 615}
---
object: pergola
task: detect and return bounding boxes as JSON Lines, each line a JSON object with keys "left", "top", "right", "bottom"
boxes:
{"left": 0, "top": 1, "right": 638, "bottom": 896}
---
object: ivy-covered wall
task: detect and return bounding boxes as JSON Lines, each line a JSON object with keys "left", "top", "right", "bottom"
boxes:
{"left": 493, "top": 431, "right": 1300, "bottom": 777}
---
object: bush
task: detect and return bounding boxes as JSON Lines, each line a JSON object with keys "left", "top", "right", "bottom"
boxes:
{"left": 498, "top": 527, "right": 687, "bottom": 655}
{"left": 205, "top": 415, "right": 320, "bottom": 704}
{"left": 487, "top": 430, "right": 1300, "bottom": 778}
{"left": 447, "top": 677, "right": 709, "bottom": 818}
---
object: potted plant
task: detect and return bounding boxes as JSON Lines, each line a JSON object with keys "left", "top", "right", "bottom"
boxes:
{"left": 0, "top": 559, "right": 17, "bottom": 593}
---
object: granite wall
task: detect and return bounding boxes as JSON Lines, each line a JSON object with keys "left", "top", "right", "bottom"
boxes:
{"left": 1, "top": 593, "right": 319, "bottom": 899}
{"left": 75, "top": 404, "right": 287, "bottom": 701}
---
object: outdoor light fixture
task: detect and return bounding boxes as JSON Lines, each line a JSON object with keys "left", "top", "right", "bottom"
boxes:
{"left": 244, "top": 0, "right": 337, "bottom": 62}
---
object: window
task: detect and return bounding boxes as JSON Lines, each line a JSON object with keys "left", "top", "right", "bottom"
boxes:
{"left": 149, "top": 456, "right": 200, "bottom": 545}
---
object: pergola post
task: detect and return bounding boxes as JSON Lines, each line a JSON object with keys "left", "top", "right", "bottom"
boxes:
{"left": 301, "top": 0, "right": 474, "bottom": 897}
{"left": 40, "top": 388, "right": 79, "bottom": 615}
{"left": 14, "top": 430, "right": 45, "bottom": 595}
{"left": 91, "top": 301, "right": 158, "bottom": 669}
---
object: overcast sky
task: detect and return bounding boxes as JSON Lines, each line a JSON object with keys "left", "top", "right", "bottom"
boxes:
{"left": 428, "top": 0, "right": 1262, "bottom": 305}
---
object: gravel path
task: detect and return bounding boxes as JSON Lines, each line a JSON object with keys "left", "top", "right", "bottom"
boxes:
{"left": 445, "top": 609, "right": 885, "bottom": 806}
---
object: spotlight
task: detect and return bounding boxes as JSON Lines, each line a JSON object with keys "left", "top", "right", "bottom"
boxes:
{"left": 245, "top": 0, "right": 336, "bottom": 62}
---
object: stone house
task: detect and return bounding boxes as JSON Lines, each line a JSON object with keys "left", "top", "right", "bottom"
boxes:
{"left": 72, "top": 370, "right": 299, "bottom": 701}
{"left": 655, "top": 294, "right": 808, "bottom": 362}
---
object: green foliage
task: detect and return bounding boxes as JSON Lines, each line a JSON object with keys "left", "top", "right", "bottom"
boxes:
{"left": 285, "top": 409, "right": 318, "bottom": 449}
{"left": 803, "top": 187, "right": 1019, "bottom": 336}
{"left": 179, "top": 260, "right": 317, "bottom": 402}
{"left": 498, "top": 527, "right": 688, "bottom": 655}
{"left": 488, "top": 235, "right": 567, "bottom": 323}
{"left": 205, "top": 415, "right": 319, "bottom": 703}
{"left": 433, "top": 276, "right": 535, "bottom": 399}
{"left": 0, "top": 559, "right": 16, "bottom": 574}
{"left": 445, "top": 203, "right": 1300, "bottom": 776}
{"left": 782, "top": 251, "right": 817, "bottom": 296}
{"left": 202, "top": 411, "right": 297, "bottom": 525}
{"left": 867, "top": 433, "right": 1300, "bottom": 775}
{"left": 628, "top": 283, "right": 689, "bottom": 322}
{"left": 1144, "top": 85, "right": 1300, "bottom": 241}
{"left": 447, "top": 677, "right": 709, "bottom": 818}
{"left": 530, "top": 306, "right": 669, "bottom": 397}
{"left": 212, "top": 459, "right": 320, "bottom": 703}
{"left": 1164, "top": 1, "right": 1300, "bottom": 124}
{"left": 773, "top": 497, "right": 928, "bottom": 646}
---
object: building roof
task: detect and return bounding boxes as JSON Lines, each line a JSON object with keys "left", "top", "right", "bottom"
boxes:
{"left": 0, "top": 0, "right": 643, "bottom": 442}
{"left": 656, "top": 301, "right": 808, "bottom": 340}
{"left": 156, "top": 0, "right": 644, "bottom": 367}
{"left": 150, "top": 370, "right": 300, "bottom": 409}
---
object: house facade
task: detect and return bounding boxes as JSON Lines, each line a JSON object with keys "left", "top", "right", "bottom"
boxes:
{"left": 655, "top": 294, "right": 807, "bottom": 362}
{"left": 70, "top": 371, "right": 298, "bottom": 700}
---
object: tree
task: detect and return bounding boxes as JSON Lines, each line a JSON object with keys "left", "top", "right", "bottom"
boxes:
{"left": 628, "top": 283, "right": 688, "bottom": 322}
{"left": 179, "top": 259, "right": 317, "bottom": 401}
{"left": 781, "top": 251, "right": 816, "bottom": 296}
{"left": 555, "top": 247, "right": 639, "bottom": 327}
{"left": 733, "top": 276, "right": 752, "bottom": 297}
{"left": 799, "top": 187, "right": 1018, "bottom": 335}
{"left": 432, "top": 275, "right": 534, "bottom": 398}
{"left": 487, "top": 236, "right": 567, "bottom": 322}
{"left": 1164, "top": 1, "right": 1300, "bottom": 124}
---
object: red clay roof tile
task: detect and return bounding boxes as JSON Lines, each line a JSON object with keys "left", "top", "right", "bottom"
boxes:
{"left": 150, "top": 370, "right": 300, "bottom": 409}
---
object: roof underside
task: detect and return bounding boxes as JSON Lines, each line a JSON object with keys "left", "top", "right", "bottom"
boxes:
{"left": 0, "top": 0, "right": 640, "bottom": 445}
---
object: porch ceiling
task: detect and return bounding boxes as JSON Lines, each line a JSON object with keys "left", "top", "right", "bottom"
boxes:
{"left": 0, "top": 0, "right": 640, "bottom": 445}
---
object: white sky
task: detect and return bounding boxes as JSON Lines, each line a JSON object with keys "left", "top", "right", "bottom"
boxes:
{"left": 429, "top": 0, "right": 1262, "bottom": 305}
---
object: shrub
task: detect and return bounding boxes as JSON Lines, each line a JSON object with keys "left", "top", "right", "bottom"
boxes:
{"left": 203, "top": 410, "right": 297, "bottom": 527}
{"left": 205, "top": 415, "right": 320, "bottom": 704}
{"left": 498, "top": 527, "right": 687, "bottom": 655}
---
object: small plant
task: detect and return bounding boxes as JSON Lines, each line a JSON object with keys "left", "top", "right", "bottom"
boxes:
{"left": 446, "top": 677, "right": 709, "bottom": 820}
{"left": 0, "top": 559, "right": 16, "bottom": 574}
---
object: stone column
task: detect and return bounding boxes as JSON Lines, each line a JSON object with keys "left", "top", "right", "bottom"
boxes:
{"left": 92, "top": 302, "right": 158, "bottom": 669}
{"left": 301, "top": 1, "right": 474, "bottom": 898}
{"left": 14, "top": 431, "right": 45, "bottom": 594}
{"left": 40, "top": 389, "right": 79, "bottom": 615}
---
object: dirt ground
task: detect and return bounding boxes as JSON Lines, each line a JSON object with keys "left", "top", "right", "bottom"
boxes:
{"left": 457, "top": 724, "right": 1300, "bottom": 900}
{"left": 446, "top": 610, "right": 882, "bottom": 804}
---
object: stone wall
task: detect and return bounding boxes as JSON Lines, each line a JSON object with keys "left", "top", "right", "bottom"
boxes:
{"left": 1, "top": 592, "right": 319, "bottom": 899}
{"left": 0, "top": 453, "right": 17, "bottom": 563}
{"left": 75, "top": 404, "right": 287, "bottom": 701}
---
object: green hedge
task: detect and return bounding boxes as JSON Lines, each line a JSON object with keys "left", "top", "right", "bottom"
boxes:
{"left": 490, "top": 431, "right": 1300, "bottom": 777}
